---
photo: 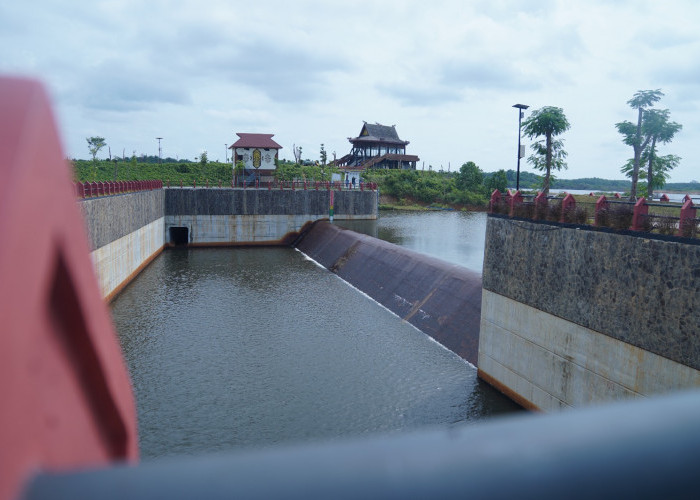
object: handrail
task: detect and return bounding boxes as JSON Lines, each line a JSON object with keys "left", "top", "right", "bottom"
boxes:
{"left": 490, "top": 189, "right": 698, "bottom": 238}
{"left": 24, "top": 389, "right": 700, "bottom": 499}
{"left": 75, "top": 180, "right": 164, "bottom": 198}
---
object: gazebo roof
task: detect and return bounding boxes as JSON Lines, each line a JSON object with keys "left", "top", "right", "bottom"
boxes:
{"left": 349, "top": 122, "right": 409, "bottom": 145}
{"left": 230, "top": 133, "right": 282, "bottom": 149}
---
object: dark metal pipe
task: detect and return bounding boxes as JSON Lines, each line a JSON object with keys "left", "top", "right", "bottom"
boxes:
{"left": 23, "top": 390, "right": 700, "bottom": 500}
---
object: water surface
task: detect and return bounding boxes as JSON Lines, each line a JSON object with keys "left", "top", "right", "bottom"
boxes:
{"left": 112, "top": 245, "right": 519, "bottom": 460}
{"left": 336, "top": 210, "right": 487, "bottom": 273}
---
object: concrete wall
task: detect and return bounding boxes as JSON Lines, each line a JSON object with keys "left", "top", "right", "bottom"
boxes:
{"left": 479, "top": 215, "right": 700, "bottom": 411}
{"left": 295, "top": 221, "right": 483, "bottom": 365}
{"left": 80, "top": 188, "right": 378, "bottom": 299}
{"left": 79, "top": 191, "right": 165, "bottom": 301}
{"left": 164, "top": 188, "right": 378, "bottom": 245}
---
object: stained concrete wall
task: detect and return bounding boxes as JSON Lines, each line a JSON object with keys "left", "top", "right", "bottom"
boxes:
{"left": 80, "top": 188, "right": 379, "bottom": 299}
{"left": 164, "top": 188, "right": 378, "bottom": 245}
{"left": 80, "top": 190, "right": 165, "bottom": 250}
{"left": 295, "top": 221, "right": 483, "bottom": 365}
{"left": 79, "top": 190, "right": 165, "bottom": 301}
{"left": 479, "top": 215, "right": 700, "bottom": 411}
{"left": 165, "top": 188, "right": 378, "bottom": 219}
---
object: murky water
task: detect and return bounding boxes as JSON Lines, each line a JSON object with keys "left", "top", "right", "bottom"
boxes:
{"left": 111, "top": 211, "right": 520, "bottom": 460}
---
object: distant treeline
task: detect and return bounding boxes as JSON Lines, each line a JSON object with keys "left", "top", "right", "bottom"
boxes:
{"left": 504, "top": 169, "right": 699, "bottom": 193}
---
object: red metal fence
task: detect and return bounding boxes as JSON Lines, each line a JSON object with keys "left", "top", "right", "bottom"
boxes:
{"left": 166, "top": 179, "right": 378, "bottom": 191}
{"left": 75, "top": 180, "right": 163, "bottom": 198}
{"left": 490, "top": 189, "right": 698, "bottom": 238}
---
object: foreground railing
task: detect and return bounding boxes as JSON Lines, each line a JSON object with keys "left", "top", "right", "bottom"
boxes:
{"left": 490, "top": 190, "right": 699, "bottom": 238}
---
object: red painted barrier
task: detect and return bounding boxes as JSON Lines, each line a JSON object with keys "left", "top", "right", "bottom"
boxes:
{"left": 560, "top": 193, "right": 576, "bottom": 223}
{"left": 0, "top": 77, "right": 138, "bottom": 500}
{"left": 630, "top": 197, "right": 649, "bottom": 231}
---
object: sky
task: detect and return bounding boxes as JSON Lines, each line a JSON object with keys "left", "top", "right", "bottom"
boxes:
{"left": 2, "top": 0, "right": 699, "bottom": 183}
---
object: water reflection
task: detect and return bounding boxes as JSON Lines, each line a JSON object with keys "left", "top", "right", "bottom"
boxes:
{"left": 112, "top": 246, "right": 519, "bottom": 460}
{"left": 336, "top": 210, "right": 488, "bottom": 273}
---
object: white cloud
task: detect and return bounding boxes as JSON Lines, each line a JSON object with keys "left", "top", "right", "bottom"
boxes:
{"left": 1, "top": 0, "right": 699, "bottom": 182}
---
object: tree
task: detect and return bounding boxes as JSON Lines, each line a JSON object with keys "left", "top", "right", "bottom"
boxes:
{"left": 622, "top": 152, "right": 680, "bottom": 197}
{"left": 615, "top": 89, "right": 664, "bottom": 199}
{"left": 485, "top": 169, "right": 508, "bottom": 193}
{"left": 527, "top": 138, "right": 568, "bottom": 190}
{"left": 521, "top": 106, "right": 570, "bottom": 194}
{"left": 320, "top": 143, "right": 327, "bottom": 166}
{"left": 86, "top": 136, "right": 106, "bottom": 162}
{"left": 86, "top": 136, "right": 106, "bottom": 181}
{"left": 199, "top": 150, "right": 208, "bottom": 166}
{"left": 455, "top": 161, "right": 483, "bottom": 191}
{"left": 640, "top": 108, "right": 681, "bottom": 200}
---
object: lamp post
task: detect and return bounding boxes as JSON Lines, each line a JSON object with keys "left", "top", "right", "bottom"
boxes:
{"left": 512, "top": 104, "right": 529, "bottom": 191}
{"left": 156, "top": 137, "right": 163, "bottom": 165}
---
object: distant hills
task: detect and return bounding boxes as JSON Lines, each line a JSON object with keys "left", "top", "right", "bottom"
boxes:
{"left": 501, "top": 169, "right": 699, "bottom": 193}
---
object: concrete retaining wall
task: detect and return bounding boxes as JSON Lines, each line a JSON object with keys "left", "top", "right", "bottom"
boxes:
{"left": 80, "top": 188, "right": 379, "bottom": 299}
{"left": 479, "top": 215, "right": 700, "bottom": 411}
{"left": 164, "top": 188, "right": 378, "bottom": 245}
{"left": 79, "top": 191, "right": 165, "bottom": 301}
{"left": 295, "top": 221, "right": 483, "bottom": 365}
{"left": 80, "top": 190, "right": 165, "bottom": 251}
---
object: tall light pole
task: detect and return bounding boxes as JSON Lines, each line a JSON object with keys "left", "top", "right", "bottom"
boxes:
{"left": 512, "top": 104, "right": 529, "bottom": 191}
{"left": 156, "top": 137, "right": 163, "bottom": 165}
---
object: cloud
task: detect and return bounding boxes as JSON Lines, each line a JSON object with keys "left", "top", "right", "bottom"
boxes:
{"left": 74, "top": 60, "right": 191, "bottom": 112}
{"left": 219, "top": 41, "right": 349, "bottom": 103}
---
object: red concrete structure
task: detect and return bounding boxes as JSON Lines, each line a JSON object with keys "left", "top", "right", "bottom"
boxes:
{"left": 0, "top": 77, "right": 138, "bottom": 500}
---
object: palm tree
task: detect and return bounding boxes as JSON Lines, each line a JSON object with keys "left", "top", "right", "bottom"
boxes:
{"left": 615, "top": 89, "right": 664, "bottom": 199}
{"left": 641, "top": 108, "right": 681, "bottom": 200}
{"left": 521, "top": 106, "right": 570, "bottom": 195}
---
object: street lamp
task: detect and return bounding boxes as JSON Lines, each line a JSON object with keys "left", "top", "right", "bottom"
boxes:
{"left": 512, "top": 104, "right": 529, "bottom": 191}
{"left": 156, "top": 137, "right": 163, "bottom": 165}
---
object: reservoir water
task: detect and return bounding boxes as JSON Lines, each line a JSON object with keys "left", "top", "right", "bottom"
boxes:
{"left": 111, "top": 210, "right": 520, "bottom": 460}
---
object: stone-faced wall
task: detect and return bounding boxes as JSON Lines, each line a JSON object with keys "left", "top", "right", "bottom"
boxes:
{"left": 483, "top": 215, "right": 700, "bottom": 369}
{"left": 79, "top": 190, "right": 164, "bottom": 250}
{"left": 164, "top": 188, "right": 378, "bottom": 219}
{"left": 479, "top": 214, "right": 700, "bottom": 410}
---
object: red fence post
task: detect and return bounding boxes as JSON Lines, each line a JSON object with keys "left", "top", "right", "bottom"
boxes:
{"left": 560, "top": 193, "right": 576, "bottom": 223}
{"left": 594, "top": 195, "right": 608, "bottom": 226}
{"left": 489, "top": 190, "right": 501, "bottom": 213}
{"left": 630, "top": 197, "right": 648, "bottom": 231}
{"left": 507, "top": 189, "right": 523, "bottom": 217}
{"left": 534, "top": 191, "right": 548, "bottom": 219}
{"left": 678, "top": 198, "right": 696, "bottom": 237}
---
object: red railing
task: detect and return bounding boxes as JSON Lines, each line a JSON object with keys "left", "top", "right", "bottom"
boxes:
{"left": 490, "top": 189, "right": 699, "bottom": 238}
{"left": 182, "top": 179, "right": 378, "bottom": 191}
{"left": 75, "top": 180, "right": 164, "bottom": 198}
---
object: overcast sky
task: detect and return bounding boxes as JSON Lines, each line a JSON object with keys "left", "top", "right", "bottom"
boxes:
{"left": 2, "top": 0, "right": 699, "bottom": 182}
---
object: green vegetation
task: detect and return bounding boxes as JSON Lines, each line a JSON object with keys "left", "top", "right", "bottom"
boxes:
{"left": 362, "top": 163, "right": 505, "bottom": 209}
{"left": 72, "top": 159, "right": 233, "bottom": 184}
{"left": 616, "top": 89, "right": 682, "bottom": 199}
{"left": 71, "top": 158, "right": 340, "bottom": 185}
{"left": 522, "top": 106, "right": 571, "bottom": 194}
